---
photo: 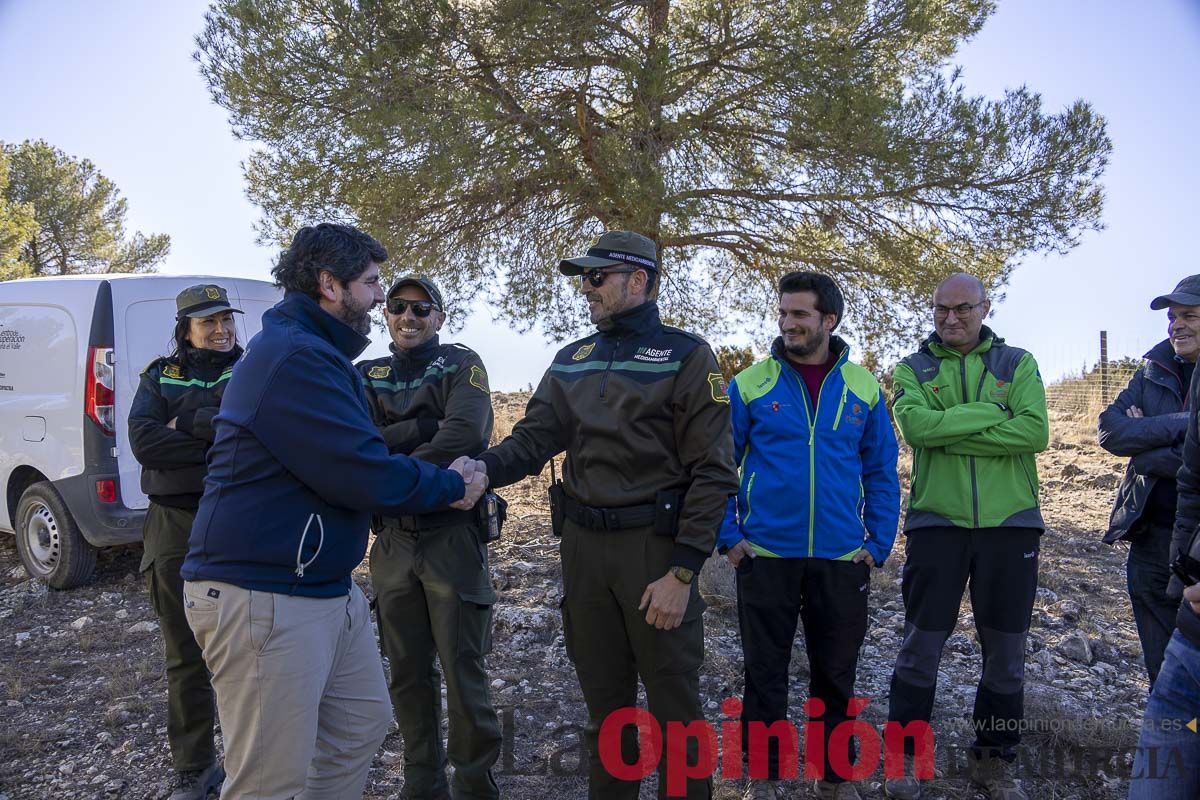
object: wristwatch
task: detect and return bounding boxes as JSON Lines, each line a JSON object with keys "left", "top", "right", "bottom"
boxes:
{"left": 670, "top": 566, "right": 695, "bottom": 585}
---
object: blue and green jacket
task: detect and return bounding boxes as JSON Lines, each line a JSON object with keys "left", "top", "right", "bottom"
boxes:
{"left": 717, "top": 336, "right": 901, "bottom": 565}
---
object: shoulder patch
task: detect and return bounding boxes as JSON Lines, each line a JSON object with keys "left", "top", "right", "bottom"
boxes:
{"left": 162, "top": 364, "right": 183, "bottom": 380}
{"left": 572, "top": 342, "right": 595, "bottom": 361}
{"left": 368, "top": 365, "right": 391, "bottom": 380}
{"left": 660, "top": 325, "right": 709, "bottom": 347}
{"left": 469, "top": 365, "right": 490, "bottom": 393}
{"left": 708, "top": 372, "right": 730, "bottom": 404}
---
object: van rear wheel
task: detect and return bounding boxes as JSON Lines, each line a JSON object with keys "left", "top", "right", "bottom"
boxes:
{"left": 15, "top": 482, "right": 97, "bottom": 589}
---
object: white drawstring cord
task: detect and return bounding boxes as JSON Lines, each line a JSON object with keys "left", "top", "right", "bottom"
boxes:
{"left": 295, "top": 513, "right": 324, "bottom": 578}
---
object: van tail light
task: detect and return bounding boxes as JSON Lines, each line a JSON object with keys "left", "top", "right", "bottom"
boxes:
{"left": 95, "top": 479, "right": 117, "bottom": 503}
{"left": 85, "top": 346, "right": 115, "bottom": 436}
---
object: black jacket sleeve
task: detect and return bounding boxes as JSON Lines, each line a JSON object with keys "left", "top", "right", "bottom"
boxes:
{"left": 411, "top": 352, "right": 494, "bottom": 465}
{"left": 1132, "top": 445, "right": 1184, "bottom": 478}
{"left": 128, "top": 368, "right": 209, "bottom": 469}
{"left": 1172, "top": 368, "right": 1200, "bottom": 597}
{"left": 175, "top": 407, "right": 220, "bottom": 443}
{"left": 1099, "top": 368, "right": 1189, "bottom": 456}
{"left": 479, "top": 368, "right": 570, "bottom": 489}
{"left": 669, "top": 345, "right": 739, "bottom": 571}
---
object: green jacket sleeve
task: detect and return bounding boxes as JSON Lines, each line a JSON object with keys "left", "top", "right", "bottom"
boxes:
{"left": 411, "top": 353, "right": 494, "bottom": 465}
{"left": 478, "top": 368, "right": 570, "bottom": 489}
{"left": 891, "top": 362, "right": 1009, "bottom": 448}
{"left": 942, "top": 353, "right": 1050, "bottom": 456}
{"left": 670, "top": 345, "right": 739, "bottom": 570}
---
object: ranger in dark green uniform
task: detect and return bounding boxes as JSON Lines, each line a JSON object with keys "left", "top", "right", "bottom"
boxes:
{"left": 356, "top": 275, "right": 500, "bottom": 800}
{"left": 478, "top": 232, "right": 739, "bottom": 800}
{"left": 128, "top": 284, "right": 243, "bottom": 800}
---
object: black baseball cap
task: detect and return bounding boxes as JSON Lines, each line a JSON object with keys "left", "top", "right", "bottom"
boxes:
{"left": 175, "top": 284, "right": 243, "bottom": 319}
{"left": 1150, "top": 275, "right": 1200, "bottom": 310}
{"left": 558, "top": 231, "right": 658, "bottom": 276}
{"left": 387, "top": 275, "right": 444, "bottom": 310}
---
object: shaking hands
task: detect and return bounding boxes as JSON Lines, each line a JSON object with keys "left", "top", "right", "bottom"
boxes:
{"left": 448, "top": 456, "right": 489, "bottom": 510}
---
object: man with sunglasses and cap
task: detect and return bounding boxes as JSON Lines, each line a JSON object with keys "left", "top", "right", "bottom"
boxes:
{"left": 1099, "top": 275, "right": 1200, "bottom": 688}
{"left": 477, "top": 231, "right": 739, "bottom": 800}
{"left": 355, "top": 275, "right": 500, "bottom": 800}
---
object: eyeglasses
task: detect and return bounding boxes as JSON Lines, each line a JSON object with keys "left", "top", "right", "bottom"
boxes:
{"left": 933, "top": 302, "right": 985, "bottom": 319}
{"left": 581, "top": 267, "right": 637, "bottom": 288}
{"left": 387, "top": 299, "right": 436, "bottom": 317}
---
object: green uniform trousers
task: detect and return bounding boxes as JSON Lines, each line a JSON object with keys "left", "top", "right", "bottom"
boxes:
{"left": 140, "top": 503, "right": 217, "bottom": 772}
{"left": 371, "top": 521, "right": 502, "bottom": 800}
{"left": 559, "top": 519, "right": 710, "bottom": 800}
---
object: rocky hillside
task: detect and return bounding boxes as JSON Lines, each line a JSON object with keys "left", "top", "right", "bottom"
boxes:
{"left": 0, "top": 397, "right": 1150, "bottom": 799}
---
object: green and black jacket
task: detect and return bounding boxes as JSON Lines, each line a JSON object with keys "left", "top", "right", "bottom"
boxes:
{"left": 893, "top": 326, "right": 1049, "bottom": 531}
{"left": 128, "top": 346, "right": 243, "bottom": 508}
{"left": 479, "top": 302, "right": 738, "bottom": 572}
{"left": 355, "top": 337, "right": 493, "bottom": 467}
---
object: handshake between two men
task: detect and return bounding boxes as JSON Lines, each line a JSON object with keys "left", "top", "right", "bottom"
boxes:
{"left": 447, "top": 455, "right": 489, "bottom": 510}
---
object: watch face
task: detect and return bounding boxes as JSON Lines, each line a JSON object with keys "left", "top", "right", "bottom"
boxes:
{"left": 672, "top": 566, "right": 695, "bottom": 583}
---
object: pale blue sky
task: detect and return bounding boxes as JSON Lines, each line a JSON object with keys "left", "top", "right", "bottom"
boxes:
{"left": 2, "top": 0, "right": 1198, "bottom": 389}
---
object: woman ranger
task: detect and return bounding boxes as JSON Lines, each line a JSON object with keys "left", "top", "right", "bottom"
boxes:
{"left": 128, "top": 284, "right": 243, "bottom": 800}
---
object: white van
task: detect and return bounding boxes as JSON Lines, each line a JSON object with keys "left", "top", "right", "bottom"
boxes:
{"left": 0, "top": 274, "right": 280, "bottom": 588}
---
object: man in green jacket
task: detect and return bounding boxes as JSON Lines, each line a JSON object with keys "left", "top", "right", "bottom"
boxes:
{"left": 883, "top": 274, "right": 1048, "bottom": 800}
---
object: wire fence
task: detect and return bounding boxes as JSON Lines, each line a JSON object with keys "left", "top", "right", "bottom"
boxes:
{"left": 1045, "top": 360, "right": 1140, "bottom": 418}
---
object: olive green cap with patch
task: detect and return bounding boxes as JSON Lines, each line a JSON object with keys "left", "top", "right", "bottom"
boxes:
{"left": 175, "top": 284, "right": 243, "bottom": 319}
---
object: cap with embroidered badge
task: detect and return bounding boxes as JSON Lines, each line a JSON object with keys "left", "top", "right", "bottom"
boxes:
{"left": 175, "top": 284, "right": 243, "bottom": 319}
{"left": 558, "top": 230, "right": 659, "bottom": 276}
{"left": 386, "top": 274, "right": 445, "bottom": 310}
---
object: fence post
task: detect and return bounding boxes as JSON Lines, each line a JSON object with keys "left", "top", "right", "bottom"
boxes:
{"left": 1100, "top": 330, "right": 1109, "bottom": 404}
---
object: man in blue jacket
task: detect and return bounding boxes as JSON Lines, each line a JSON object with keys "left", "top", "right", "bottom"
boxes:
{"left": 719, "top": 272, "right": 900, "bottom": 800}
{"left": 1099, "top": 274, "right": 1200, "bottom": 686}
{"left": 181, "top": 223, "right": 487, "bottom": 799}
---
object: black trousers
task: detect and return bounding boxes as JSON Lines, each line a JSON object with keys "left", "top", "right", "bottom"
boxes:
{"left": 1127, "top": 521, "right": 1178, "bottom": 686}
{"left": 141, "top": 503, "right": 217, "bottom": 772}
{"left": 737, "top": 556, "right": 870, "bottom": 782}
{"left": 887, "top": 527, "right": 1040, "bottom": 760}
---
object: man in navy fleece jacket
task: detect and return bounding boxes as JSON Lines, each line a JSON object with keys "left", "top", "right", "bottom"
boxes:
{"left": 181, "top": 223, "right": 487, "bottom": 799}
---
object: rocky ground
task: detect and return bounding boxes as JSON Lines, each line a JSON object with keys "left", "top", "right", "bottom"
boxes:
{"left": 0, "top": 397, "right": 1155, "bottom": 799}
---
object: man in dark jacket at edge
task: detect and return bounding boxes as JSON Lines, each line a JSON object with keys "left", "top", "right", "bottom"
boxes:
{"left": 1127, "top": 299, "right": 1200, "bottom": 799}
{"left": 356, "top": 275, "right": 501, "bottom": 800}
{"left": 476, "top": 231, "right": 739, "bottom": 800}
{"left": 181, "top": 223, "right": 487, "bottom": 800}
{"left": 1098, "top": 275, "right": 1200, "bottom": 686}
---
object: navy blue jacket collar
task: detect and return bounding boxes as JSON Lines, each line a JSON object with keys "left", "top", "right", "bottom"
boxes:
{"left": 274, "top": 291, "right": 371, "bottom": 361}
{"left": 389, "top": 335, "right": 441, "bottom": 366}
{"left": 599, "top": 301, "right": 660, "bottom": 337}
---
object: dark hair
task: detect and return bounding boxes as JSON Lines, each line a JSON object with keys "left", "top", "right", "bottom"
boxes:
{"left": 778, "top": 271, "right": 844, "bottom": 329}
{"left": 168, "top": 314, "right": 239, "bottom": 370}
{"left": 271, "top": 223, "right": 388, "bottom": 300}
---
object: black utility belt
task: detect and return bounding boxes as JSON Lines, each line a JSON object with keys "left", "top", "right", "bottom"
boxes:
{"left": 388, "top": 508, "right": 478, "bottom": 532}
{"left": 552, "top": 486, "right": 680, "bottom": 536}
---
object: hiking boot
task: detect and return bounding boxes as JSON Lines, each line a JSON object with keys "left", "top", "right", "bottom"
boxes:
{"left": 883, "top": 756, "right": 924, "bottom": 800}
{"left": 967, "top": 752, "right": 1028, "bottom": 800}
{"left": 742, "top": 779, "right": 779, "bottom": 800}
{"left": 169, "top": 761, "right": 224, "bottom": 800}
{"left": 814, "top": 779, "right": 863, "bottom": 799}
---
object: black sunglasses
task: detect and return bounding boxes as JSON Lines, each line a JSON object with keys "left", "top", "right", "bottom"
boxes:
{"left": 581, "top": 267, "right": 637, "bottom": 288}
{"left": 387, "top": 299, "right": 436, "bottom": 317}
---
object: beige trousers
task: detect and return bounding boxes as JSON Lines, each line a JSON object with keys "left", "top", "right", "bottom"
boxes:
{"left": 184, "top": 580, "right": 392, "bottom": 800}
